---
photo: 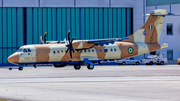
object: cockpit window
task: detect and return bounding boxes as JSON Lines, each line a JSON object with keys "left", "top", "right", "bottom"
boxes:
{"left": 17, "top": 49, "right": 23, "bottom": 52}
{"left": 23, "top": 49, "right": 27, "bottom": 52}
{"left": 27, "top": 48, "right": 31, "bottom": 52}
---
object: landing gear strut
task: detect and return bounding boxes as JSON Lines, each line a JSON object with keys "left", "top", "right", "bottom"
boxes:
{"left": 34, "top": 64, "right": 36, "bottom": 68}
{"left": 84, "top": 58, "right": 94, "bottom": 70}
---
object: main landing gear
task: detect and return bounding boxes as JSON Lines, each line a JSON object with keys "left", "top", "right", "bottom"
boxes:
{"left": 73, "top": 64, "right": 94, "bottom": 70}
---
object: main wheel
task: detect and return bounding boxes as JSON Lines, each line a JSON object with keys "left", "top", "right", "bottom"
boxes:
{"left": 122, "top": 62, "right": 126, "bottom": 65}
{"left": 136, "top": 62, "right": 140, "bottom": 65}
{"left": 74, "top": 65, "right": 81, "bottom": 70}
{"left": 87, "top": 64, "right": 94, "bottom": 70}
{"left": 160, "top": 61, "right": 164, "bottom": 65}
{"left": 18, "top": 67, "right": 23, "bottom": 71}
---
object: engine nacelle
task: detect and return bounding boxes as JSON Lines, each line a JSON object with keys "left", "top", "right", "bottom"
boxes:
{"left": 53, "top": 63, "right": 67, "bottom": 68}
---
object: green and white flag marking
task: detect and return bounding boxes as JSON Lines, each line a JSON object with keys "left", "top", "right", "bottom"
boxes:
{"left": 149, "top": 25, "right": 153, "bottom": 29}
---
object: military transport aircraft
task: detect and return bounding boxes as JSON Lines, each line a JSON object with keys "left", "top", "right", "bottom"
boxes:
{"left": 8, "top": 9, "right": 170, "bottom": 71}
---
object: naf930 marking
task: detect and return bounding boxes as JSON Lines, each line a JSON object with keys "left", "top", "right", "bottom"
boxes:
{"left": 8, "top": 9, "right": 170, "bottom": 71}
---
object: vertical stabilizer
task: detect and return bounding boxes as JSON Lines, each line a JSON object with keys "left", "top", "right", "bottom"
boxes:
{"left": 124, "top": 9, "right": 166, "bottom": 43}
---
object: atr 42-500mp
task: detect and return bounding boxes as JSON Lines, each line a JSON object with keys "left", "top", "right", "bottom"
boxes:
{"left": 8, "top": 9, "right": 171, "bottom": 71}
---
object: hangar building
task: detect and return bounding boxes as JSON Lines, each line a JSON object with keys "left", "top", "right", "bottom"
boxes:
{"left": 0, "top": 0, "right": 145, "bottom": 65}
{"left": 0, "top": 0, "right": 179, "bottom": 65}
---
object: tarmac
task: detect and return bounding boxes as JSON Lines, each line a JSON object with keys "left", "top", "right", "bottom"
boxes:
{"left": 0, "top": 65, "right": 180, "bottom": 101}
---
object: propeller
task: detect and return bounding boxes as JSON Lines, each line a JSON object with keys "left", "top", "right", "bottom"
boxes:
{"left": 66, "top": 30, "right": 76, "bottom": 59}
{"left": 40, "top": 31, "right": 47, "bottom": 44}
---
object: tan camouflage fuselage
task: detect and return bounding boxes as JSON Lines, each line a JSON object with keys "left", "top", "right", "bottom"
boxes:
{"left": 7, "top": 41, "right": 167, "bottom": 64}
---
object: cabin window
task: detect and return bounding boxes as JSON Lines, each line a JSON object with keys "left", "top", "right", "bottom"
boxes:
{"left": 80, "top": 50, "right": 82, "bottom": 53}
{"left": 88, "top": 50, "right": 90, "bottom": 52}
{"left": 23, "top": 49, "right": 27, "bottom": 52}
{"left": 104, "top": 48, "right": 108, "bottom": 52}
{"left": 99, "top": 49, "right": 101, "bottom": 52}
{"left": 61, "top": 50, "right": 63, "bottom": 52}
{"left": 27, "top": 48, "right": 31, "bottom": 52}
{"left": 92, "top": 49, "right": 94, "bottom": 52}
{"left": 167, "top": 23, "right": 173, "bottom": 35}
{"left": 96, "top": 49, "right": 98, "bottom": 52}
{"left": 114, "top": 48, "right": 116, "bottom": 51}
{"left": 84, "top": 50, "right": 86, "bottom": 52}
{"left": 53, "top": 51, "right": 56, "bottom": 54}
{"left": 111, "top": 49, "right": 113, "bottom": 52}
{"left": 57, "top": 51, "right": 59, "bottom": 54}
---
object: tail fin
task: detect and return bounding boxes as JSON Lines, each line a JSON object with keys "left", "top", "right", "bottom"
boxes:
{"left": 124, "top": 9, "right": 166, "bottom": 43}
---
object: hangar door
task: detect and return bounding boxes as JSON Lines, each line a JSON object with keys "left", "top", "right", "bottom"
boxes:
{"left": 0, "top": 8, "right": 133, "bottom": 65}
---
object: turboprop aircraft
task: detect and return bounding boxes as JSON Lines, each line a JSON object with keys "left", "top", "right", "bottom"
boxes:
{"left": 8, "top": 9, "right": 170, "bottom": 71}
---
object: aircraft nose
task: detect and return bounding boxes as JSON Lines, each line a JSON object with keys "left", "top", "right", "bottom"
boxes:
{"left": 7, "top": 54, "right": 20, "bottom": 63}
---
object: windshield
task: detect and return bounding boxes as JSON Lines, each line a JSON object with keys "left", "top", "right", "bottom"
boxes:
{"left": 17, "top": 49, "right": 23, "bottom": 52}
{"left": 23, "top": 49, "right": 27, "bottom": 52}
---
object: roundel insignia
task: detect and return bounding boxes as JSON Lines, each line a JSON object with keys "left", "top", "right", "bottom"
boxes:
{"left": 143, "top": 30, "right": 146, "bottom": 35}
{"left": 128, "top": 47, "right": 134, "bottom": 54}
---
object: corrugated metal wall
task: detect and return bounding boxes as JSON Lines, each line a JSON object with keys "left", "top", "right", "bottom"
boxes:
{"left": 146, "top": 0, "right": 180, "bottom": 6}
{"left": 0, "top": 8, "right": 24, "bottom": 64}
{"left": 0, "top": 7, "right": 132, "bottom": 65}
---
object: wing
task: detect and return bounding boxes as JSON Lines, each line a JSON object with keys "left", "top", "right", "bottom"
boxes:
{"left": 86, "top": 38, "right": 129, "bottom": 46}
{"left": 46, "top": 41, "right": 66, "bottom": 44}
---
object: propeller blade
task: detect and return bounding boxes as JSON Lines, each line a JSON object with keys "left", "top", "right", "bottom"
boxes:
{"left": 44, "top": 31, "right": 47, "bottom": 44}
{"left": 72, "top": 48, "right": 76, "bottom": 53}
{"left": 69, "top": 50, "right": 72, "bottom": 59}
{"left": 70, "top": 36, "right": 76, "bottom": 43}
{"left": 68, "top": 30, "right": 71, "bottom": 43}
{"left": 66, "top": 48, "right": 70, "bottom": 53}
{"left": 40, "top": 36, "right": 43, "bottom": 44}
